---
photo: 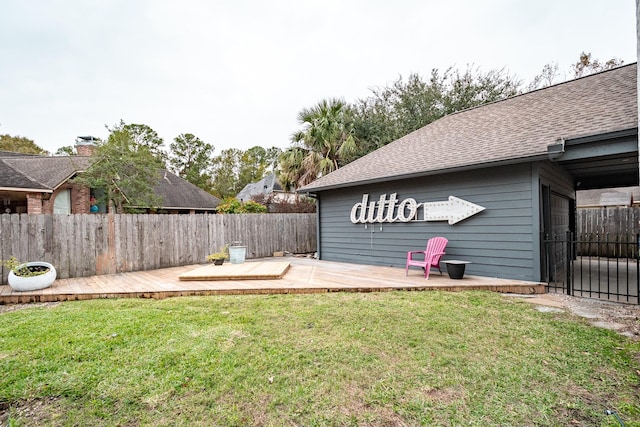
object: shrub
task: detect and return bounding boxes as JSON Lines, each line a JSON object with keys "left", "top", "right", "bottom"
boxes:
{"left": 241, "top": 200, "right": 267, "bottom": 213}
{"left": 216, "top": 197, "right": 267, "bottom": 214}
{"left": 251, "top": 194, "right": 316, "bottom": 213}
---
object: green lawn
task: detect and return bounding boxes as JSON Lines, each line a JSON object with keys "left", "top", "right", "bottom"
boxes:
{"left": 1, "top": 291, "right": 639, "bottom": 426}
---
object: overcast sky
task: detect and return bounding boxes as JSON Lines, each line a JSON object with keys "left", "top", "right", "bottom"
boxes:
{"left": 0, "top": 0, "right": 637, "bottom": 155}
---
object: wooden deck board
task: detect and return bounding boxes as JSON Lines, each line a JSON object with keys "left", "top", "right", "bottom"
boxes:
{"left": 0, "top": 258, "right": 546, "bottom": 304}
{"left": 178, "top": 262, "right": 290, "bottom": 281}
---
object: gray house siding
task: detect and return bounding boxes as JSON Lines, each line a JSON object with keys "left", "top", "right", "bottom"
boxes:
{"left": 317, "top": 164, "right": 538, "bottom": 280}
{"left": 317, "top": 161, "right": 576, "bottom": 281}
{"left": 538, "top": 161, "right": 575, "bottom": 197}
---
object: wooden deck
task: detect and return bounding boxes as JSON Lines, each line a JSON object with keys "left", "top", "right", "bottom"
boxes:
{"left": 178, "top": 262, "right": 291, "bottom": 281}
{"left": 0, "top": 257, "right": 546, "bottom": 304}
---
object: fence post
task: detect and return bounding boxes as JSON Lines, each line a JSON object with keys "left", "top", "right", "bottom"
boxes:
{"left": 566, "top": 231, "right": 573, "bottom": 295}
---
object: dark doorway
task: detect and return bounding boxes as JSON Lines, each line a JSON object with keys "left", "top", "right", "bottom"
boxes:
{"left": 541, "top": 185, "right": 573, "bottom": 283}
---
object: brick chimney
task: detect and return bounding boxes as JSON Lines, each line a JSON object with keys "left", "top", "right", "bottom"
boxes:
{"left": 75, "top": 136, "right": 99, "bottom": 156}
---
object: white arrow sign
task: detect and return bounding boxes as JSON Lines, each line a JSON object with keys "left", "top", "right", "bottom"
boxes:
{"left": 416, "top": 196, "right": 486, "bottom": 225}
{"left": 350, "top": 193, "right": 485, "bottom": 225}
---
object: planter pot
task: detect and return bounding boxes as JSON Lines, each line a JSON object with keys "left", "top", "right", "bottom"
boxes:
{"left": 8, "top": 262, "right": 57, "bottom": 292}
{"left": 443, "top": 260, "right": 470, "bottom": 280}
{"left": 447, "top": 263, "right": 465, "bottom": 279}
{"left": 229, "top": 245, "right": 247, "bottom": 264}
{"left": 212, "top": 258, "right": 225, "bottom": 266}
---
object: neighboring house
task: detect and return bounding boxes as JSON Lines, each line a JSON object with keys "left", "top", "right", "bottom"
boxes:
{"left": 236, "top": 173, "right": 296, "bottom": 203}
{"left": 0, "top": 141, "right": 221, "bottom": 214}
{"left": 300, "top": 64, "right": 638, "bottom": 282}
{"left": 0, "top": 152, "right": 93, "bottom": 214}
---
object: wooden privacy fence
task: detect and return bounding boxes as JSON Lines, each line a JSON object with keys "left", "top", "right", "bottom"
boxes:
{"left": 576, "top": 207, "right": 640, "bottom": 258}
{"left": 0, "top": 213, "right": 316, "bottom": 284}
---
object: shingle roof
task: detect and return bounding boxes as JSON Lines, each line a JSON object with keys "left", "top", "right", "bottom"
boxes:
{"left": 0, "top": 156, "right": 92, "bottom": 190}
{"left": 301, "top": 63, "right": 638, "bottom": 192}
{"left": 0, "top": 158, "right": 44, "bottom": 190}
{"left": 236, "top": 173, "right": 282, "bottom": 201}
{"left": 154, "top": 170, "right": 220, "bottom": 210}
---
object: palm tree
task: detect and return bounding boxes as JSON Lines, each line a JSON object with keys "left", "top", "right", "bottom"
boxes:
{"left": 277, "top": 146, "right": 308, "bottom": 191}
{"left": 290, "top": 98, "right": 357, "bottom": 186}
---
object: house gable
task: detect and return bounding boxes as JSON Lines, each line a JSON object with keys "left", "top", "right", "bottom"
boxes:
{"left": 237, "top": 173, "right": 282, "bottom": 201}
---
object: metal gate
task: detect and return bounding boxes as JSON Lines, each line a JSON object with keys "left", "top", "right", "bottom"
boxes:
{"left": 544, "top": 232, "right": 639, "bottom": 304}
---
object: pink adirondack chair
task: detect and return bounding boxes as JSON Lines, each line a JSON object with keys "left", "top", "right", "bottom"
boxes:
{"left": 405, "top": 237, "right": 448, "bottom": 279}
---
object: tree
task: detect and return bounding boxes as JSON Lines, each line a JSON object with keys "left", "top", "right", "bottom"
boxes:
{"left": 0, "top": 134, "right": 48, "bottom": 155}
{"left": 527, "top": 52, "right": 624, "bottom": 92}
{"left": 208, "top": 146, "right": 282, "bottom": 199}
{"left": 351, "top": 66, "right": 520, "bottom": 153}
{"left": 526, "top": 63, "right": 561, "bottom": 91}
{"left": 118, "top": 121, "right": 167, "bottom": 165}
{"left": 352, "top": 73, "right": 443, "bottom": 154}
{"left": 289, "top": 98, "right": 357, "bottom": 188}
{"left": 74, "top": 121, "right": 164, "bottom": 213}
{"left": 168, "top": 133, "right": 214, "bottom": 192}
{"left": 238, "top": 146, "right": 282, "bottom": 189}
{"left": 572, "top": 52, "right": 623, "bottom": 78}
{"left": 263, "top": 147, "right": 282, "bottom": 170}
{"left": 350, "top": 99, "right": 394, "bottom": 158}
{"left": 439, "top": 66, "right": 520, "bottom": 115}
{"left": 210, "top": 148, "right": 243, "bottom": 199}
{"left": 276, "top": 146, "right": 310, "bottom": 191}
{"left": 55, "top": 145, "right": 76, "bottom": 156}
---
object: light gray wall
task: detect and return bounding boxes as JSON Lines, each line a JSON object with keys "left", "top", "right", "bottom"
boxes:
{"left": 316, "top": 162, "right": 575, "bottom": 281}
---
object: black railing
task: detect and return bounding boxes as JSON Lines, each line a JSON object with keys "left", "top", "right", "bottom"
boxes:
{"left": 544, "top": 233, "right": 639, "bottom": 304}
{"left": 544, "top": 232, "right": 571, "bottom": 294}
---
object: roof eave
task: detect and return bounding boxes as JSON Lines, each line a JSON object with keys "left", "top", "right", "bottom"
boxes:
{"left": 0, "top": 187, "right": 53, "bottom": 193}
{"left": 126, "top": 205, "right": 218, "bottom": 211}
{"left": 51, "top": 171, "right": 82, "bottom": 192}
{"left": 564, "top": 127, "right": 638, "bottom": 145}
{"left": 298, "top": 153, "right": 550, "bottom": 193}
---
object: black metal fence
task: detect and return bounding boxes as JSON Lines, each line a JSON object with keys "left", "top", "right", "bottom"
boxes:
{"left": 544, "top": 232, "right": 639, "bottom": 304}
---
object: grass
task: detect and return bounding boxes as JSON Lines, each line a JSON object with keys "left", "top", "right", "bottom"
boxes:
{"left": 0, "top": 291, "right": 639, "bottom": 426}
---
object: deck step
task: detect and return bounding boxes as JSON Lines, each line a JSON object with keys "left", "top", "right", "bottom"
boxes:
{"left": 178, "top": 262, "right": 290, "bottom": 281}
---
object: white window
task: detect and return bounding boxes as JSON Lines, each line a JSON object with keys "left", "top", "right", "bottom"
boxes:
{"left": 53, "top": 189, "right": 71, "bottom": 214}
